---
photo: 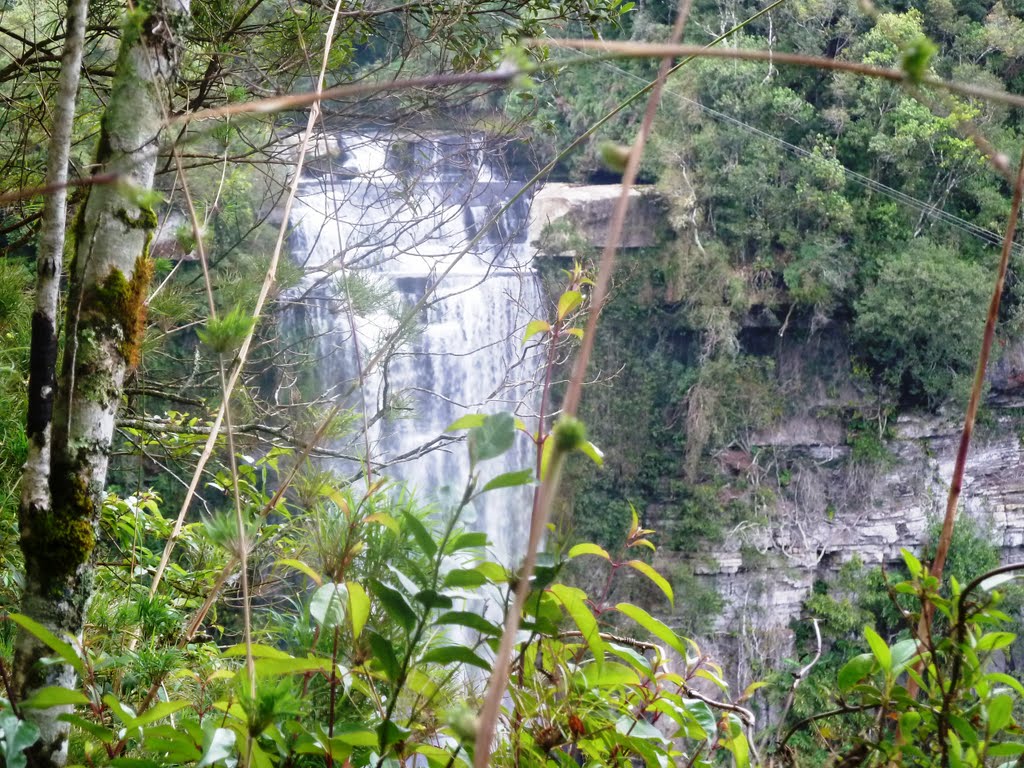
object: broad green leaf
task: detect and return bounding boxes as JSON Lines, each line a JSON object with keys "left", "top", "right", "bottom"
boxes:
{"left": 414, "top": 590, "right": 454, "bottom": 610}
{"left": 443, "top": 569, "right": 487, "bottom": 589}
{"left": 370, "top": 580, "right": 417, "bottom": 633}
{"left": 481, "top": 469, "right": 534, "bottom": 492}
{"left": 445, "top": 414, "right": 487, "bottom": 431}
{"left": 988, "top": 694, "right": 1014, "bottom": 733}
{"left": 9, "top": 614, "right": 84, "bottom": 677}
{"left": 900, "top": 548, "right": 924, "bottom": 578}
{"left": 683, "top": 698, "right": 718, "bottom": 744}
{"left": 255, "top": 657, "right": 332, "bottom": 676}
{"left": 0, "top": 712, "right": 39, "bottom": 768}
{"left": 566, "top": 327, "right": 584, "bottom": 339}
{"left": 987, "top": 742, "right": 1024, "bottom": 757}
{"left": 420, "top": 645, "right": 490, "bottom": 671}
{"left": 978, "top": 632, "right": 1016, "bottom": 652}
{"left": 367, "top": 631, "right": 400, "bottom": 681}
{"left": 347, "top": 582, "right": 370, "bottom": 640}
{"left": 614, "top": 714, "right": 664, "bottom": 742}
{"left": 985, "top": 672, "right": 1024, "bottom": 698}
{"left": 21, "top": 687, "right": 90, "bottom": 709}
{"left": 624, "top": 560, "right": 674, "bottom": 607}
{"left": 568, "top": 543, "right": 610, "bottom": 560}
{"left": 863, "top": 626, "right": 891, "bottom": 671}
{"left": 550, "top": 584, "right": 604, "bottom": 668}
{"left": 557, "top": 290, "right": 583, "bottom": 320}
{"left": 332, "top": 724, "right": 378, "bottom": 747}
{"left": 891, "top": 638, "right": 920, "bottom": 673}
{"left": 197, "top": 726, "right": 236, "bottom": 768}
{"left": 223, "top": 643, "right": 291, "bottom": 659}
{"left": 723, "top": 715, "right": 750, "bottom": 768}
{"left": 838, "top": 653, "right": 874, "bottom": 692}
{"left": 615, "top": 602, "right": 686, "bottom": 659}
{"left": 378, "top": 720, "right": 412, "bottom": 750}
{"left": 275, "top": 558, "right": 322, "bottom": 586}
{"left": 522, "top": 319, "right": 550, "bottom": 344}
{"left": 125, "top": 701, "right": 191, "bottom": 730}
{"left": 435, "top": 611, "right": 501, "bottom": 636}
{"left": 446, "top": 531, "right": 488, "bottom": 552}
{"left": 401, "top": 510, "right": 438, "bottom": 558}
{"left": 364, "top": 512, "right": 401, "bottom": 534}
{"left": 310, "top": 583, "right": 348, "bottom": 630}
{"left": 468, "top": 413, "right": 516, "bottom": 465}
{"left": 580, "top": 662, "right": 639, "bottom": 687}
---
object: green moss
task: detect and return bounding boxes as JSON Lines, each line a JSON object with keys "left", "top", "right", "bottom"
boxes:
{"left": 24, "top": 474, "right": 97, "bottom": 597}
{"left": 95, "top": 253, "right": 154, "bottom": 368}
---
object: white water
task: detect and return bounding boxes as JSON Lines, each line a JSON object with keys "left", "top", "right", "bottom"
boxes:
{"left": 288, "top": 132, "right": 543, "bottom": 568}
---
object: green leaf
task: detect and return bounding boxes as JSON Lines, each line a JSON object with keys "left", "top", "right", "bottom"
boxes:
{"left": 578, "top": 440, "right": 604, "bottom": 467}
{"left": 446, "top": 414, "right": 487, "bottom": 431}
{"left": 21, "top": 687, "right": 90, "bottom": 709}
{"left": 838, "top": 653, "right": 874, "bottom": 692}
{"left": 467, "top": 412, "right": 516, "bottom": 465}
{"left": 481, "top": 469, "right": 534, "bottom": 493}
{"left": 568, "top": 543, "right": 610, "bottom": 560}
{"left": 446, "top": 531, "right": 487, "bottom": 552}
{"left": 900, "top": 548, "right": 924, "bottom": 579}
{"left": 522, "top": 319, "right": 550, "bottom": 344}
{"left": 0, "top": 712, "right": 39, "bottom": 768}
{"left": 9, "top": 613, "right": 85, "bottom": 677}
{"left": 444, "top": 568, "right": 487, "bottom": 589}
{"left": 557, "top": 290, "right": 583, "bottom": 320}
{"left": 420, "top": 645, "right": 491, "bottom": 671}
{"left": 223, "top": 643, "right": 291, "bottom": 659}
{"left": 723, "top": 715, "right": 750, "bottom": 768}
{"left": 370, "top": 580, "right": 417, "bottom": 633}
{"left": 197, "top": 726, "right": 236, "bottom": 768}
{"left": 550, "top": 584, "right": 604, "bottom": 668}
{"left": 254, "top": 657, "right": 332, "bottom": 676}
{"left": 624, "top": 560, "right": 673, "bottom": 607}
{"left": 401, "top": 510, "right": 438, "bottom": 558}
{"left": 125, "top": 701, "right": 191, "bottom": 730}
{"left": 978, "top": 632, "right": 1016, "bottom": 652}
{"left": 367, "top": 631, "right": 400, "bottom": 681}
{"left": 615, "top": 602, "right": 687, "bottom": 659}
{"left": 435, "top": 611, "right": 501, "bottom": 636}
{"left": 988, "top": 694, "right": 1014, "bottom": 733}
{"left": 310, "top": 583, "right": 348, "bottom": 630}
{"left": 275, "top": 558, "right": 322, "bottom": 586}
{"left": 863, "top": 626, "right": 891, "bottom": 671}
{"left": 683, "top": 698, "right": 718, "bottom": 744}
{"left": 347, "top": 582, "right": 370, "bottom": 640}
{"left": 332, "top": 724, "right": 378, "bottom": 747}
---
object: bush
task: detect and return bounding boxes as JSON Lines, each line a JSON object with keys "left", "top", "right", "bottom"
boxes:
{"left": 853, "top": 239, "right": 990, "bottom": 406}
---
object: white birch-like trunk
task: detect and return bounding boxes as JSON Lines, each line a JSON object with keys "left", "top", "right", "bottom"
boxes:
{"left": 15, "top": 2, "right": 189, "bottom": 765}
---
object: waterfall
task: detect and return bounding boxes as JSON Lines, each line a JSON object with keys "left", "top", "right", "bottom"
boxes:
{"left": 288, "top": 131, "right": 542, "bottom": 569}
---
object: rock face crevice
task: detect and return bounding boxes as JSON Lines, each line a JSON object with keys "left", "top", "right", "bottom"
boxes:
{"left": 530, "top": 180, "right": 1024, "bottom": 696}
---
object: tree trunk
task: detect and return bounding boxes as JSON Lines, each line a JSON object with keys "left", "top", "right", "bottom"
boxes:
{"left": 15, "top": 1, "right": 189, "bottom": 765}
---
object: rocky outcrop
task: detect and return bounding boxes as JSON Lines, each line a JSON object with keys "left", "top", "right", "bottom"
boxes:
{"left": 529, "top": 183, "right": 667, "bottom": 253}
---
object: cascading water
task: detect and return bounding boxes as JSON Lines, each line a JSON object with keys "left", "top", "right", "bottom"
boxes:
{"left": 288, "top": 131, "right": 543, "bottom": 570}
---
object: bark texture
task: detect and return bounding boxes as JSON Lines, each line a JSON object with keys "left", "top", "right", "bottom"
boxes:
{"left": 15, "top": 2, "right": 189, "bottom": 765}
